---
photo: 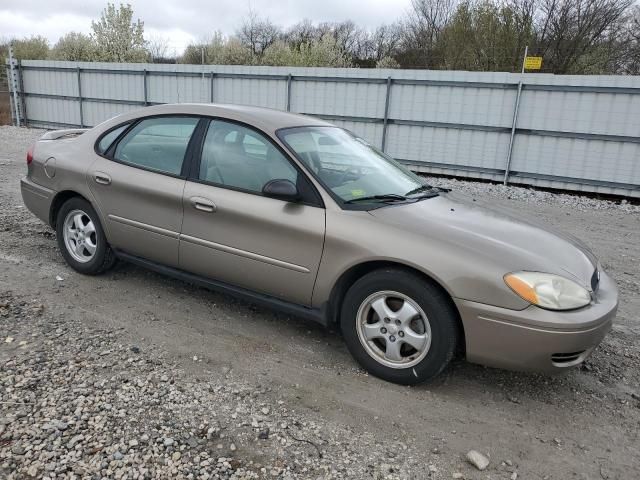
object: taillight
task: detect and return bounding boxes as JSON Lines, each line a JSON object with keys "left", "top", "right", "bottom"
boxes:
{"left": 26, "top": 145, "right": 35, "bottom": 165}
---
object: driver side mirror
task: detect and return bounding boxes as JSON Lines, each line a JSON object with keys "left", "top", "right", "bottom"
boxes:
{"left": 262, "top": 179, "right": 300, "bottom": 202}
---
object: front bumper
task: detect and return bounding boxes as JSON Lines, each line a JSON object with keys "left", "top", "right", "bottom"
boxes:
{"left": 455, "top": 270, "right": 618, "bottom": 373}
{"left": 21, "top": 176, "right": 55, "bottom": 225}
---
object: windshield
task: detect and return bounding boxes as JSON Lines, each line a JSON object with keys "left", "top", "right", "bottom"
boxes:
{"left": 277, "top": 126, "right": 431, "bottom": 205}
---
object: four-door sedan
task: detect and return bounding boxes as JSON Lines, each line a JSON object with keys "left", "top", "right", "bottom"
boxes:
{"left": 21, "top": 104, "right": 618, "bottom": 384}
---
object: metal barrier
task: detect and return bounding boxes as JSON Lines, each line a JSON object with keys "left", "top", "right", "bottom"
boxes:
{"left": 7, "top": 60, "right": 640, "bottom": 197}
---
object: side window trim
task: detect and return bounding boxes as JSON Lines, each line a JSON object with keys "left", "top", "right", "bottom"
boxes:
{"left": 183, "top": 118, "right": 210, "bottom": 179}
{"left": 188, "top": 117, "right": 324, "bottom": 208}
{"left": 98, "top": 114, "right": 200, "bottom": 179}
{"left": 104, "top": 120, "right": 139, "bottom": 158}
{"left": 94, "top": 121, "right": 133, "bottom": 156}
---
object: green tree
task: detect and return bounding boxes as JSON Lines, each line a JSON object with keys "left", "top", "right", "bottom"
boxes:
{"left": 181, "top": 43, "right": 207, "bottom": 64}
{"left": 9, "top": 36, "right": 50, "bottom": 60}
{"left": 219, "top": 38, "right": 254, "bottom": 65}
{"left": 91, "top": 3, "right": 147, "bottom": 62}
{"left": 182, "top": 34, "right": 254, "bottom": 65}
{"left": 438, "top": 1, "right": 525, "bottom": 72}
{"left": 376, "top": 56, "right": 401, "bottom": 68}
{"left": 50, "top": 32, "right": 99, "bottom": 61}
{"left": 297, "top": 35, "right": 352, "bottom": 67}
{"left": 261, "top": 41, "right": 299, "bottom": 66}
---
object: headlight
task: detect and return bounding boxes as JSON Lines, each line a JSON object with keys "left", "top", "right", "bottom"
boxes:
{"left": 504, "top": 272, "right": 591, "bottom": 311}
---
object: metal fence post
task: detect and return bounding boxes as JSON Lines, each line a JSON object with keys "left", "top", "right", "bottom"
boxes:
{"left": 143, "top": 69, "right": 149, "bottom": 106}
{"left": 503, "top": 81, "right": 523, "bottom": 185}
{"left": 381, "top": 76, "right": 392, "bottom": 152}
{"left": 286, "top": 74, "right": 292, "bottom": 111}
{"left": 3, "top": 63, "right": 11, "bottom": 125}
{"left": 76, "top": 67, "right": 84, "bottom": 128}
{"left": 210, "top": 72, "right": 216, "bottom": 103}
{"left": 18, "top": 60, "right": 27, "bottom": 126}
{"left": 8, "top": 44, "right": 21, "bottom": 126}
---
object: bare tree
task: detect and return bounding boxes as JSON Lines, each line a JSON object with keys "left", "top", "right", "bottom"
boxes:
{"left": 370, "top": 23, "right": 403, "bottom": 62}
{"left": 330, "top": 21, "right": 368, "bottom": 58}
{"left": 147, "top": 35, "right": 171, "bottom": 63}
{"left": 284, "top": 20, "right": 318, "bottom": 49}
{"left": 401, "top": 0, "right": 457, "bottom": 67}
{"left": 533, "top": 0, "right": 634, "bottom": 73}
{"left": 619, "top": 5, "right": 640, "bottom": 73}
{"left": 237, "top": 8, "right": 281, "bottom": 57}
{"left": 283, "top": 19, "right": 373, "bottom": 65}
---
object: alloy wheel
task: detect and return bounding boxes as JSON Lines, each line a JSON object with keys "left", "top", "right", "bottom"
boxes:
{"left": 62, "top": 209, "right": 97, "bottom": 263}
{"left": 356, "top": 290, "right": 432, "bottom": 369}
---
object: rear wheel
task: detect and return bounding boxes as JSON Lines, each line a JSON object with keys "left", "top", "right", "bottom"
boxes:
{"left": 56, "top": 197, "right": 116, "bottom": 275}
{"left": 341, "top": 268, "right": 459, "bottom": 385}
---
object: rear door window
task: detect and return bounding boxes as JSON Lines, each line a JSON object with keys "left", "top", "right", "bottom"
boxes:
{"left": 113, "top": 117, "right": 199, "bottom": 175}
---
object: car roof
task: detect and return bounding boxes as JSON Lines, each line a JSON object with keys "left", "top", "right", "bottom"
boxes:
{"left": 113, "top": 103, "right": 333, "bottom": 134}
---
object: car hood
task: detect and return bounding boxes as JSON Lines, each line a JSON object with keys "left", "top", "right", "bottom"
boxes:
{"left": 370, "top": 192, "right": 597, "bottom": 288}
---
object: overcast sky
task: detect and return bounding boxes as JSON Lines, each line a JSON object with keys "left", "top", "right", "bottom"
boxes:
{"left": 0, "top": 0, "right": 413, "bottom": 55}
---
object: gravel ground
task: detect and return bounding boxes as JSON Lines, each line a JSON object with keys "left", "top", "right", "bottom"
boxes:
{"left": 421, "top": 176, "right": 640, "bottom": 214}
{"left": 1, "top": 126, "right": 639, "bottom": 479}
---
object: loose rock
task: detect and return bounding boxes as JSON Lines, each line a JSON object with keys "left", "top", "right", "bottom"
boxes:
{"left": 466, "top": 450, "right": 490, "bottom": 471}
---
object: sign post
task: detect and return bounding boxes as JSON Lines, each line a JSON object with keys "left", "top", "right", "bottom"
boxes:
{"left": 504, "top": 46, "right": 542, "bottom": 185}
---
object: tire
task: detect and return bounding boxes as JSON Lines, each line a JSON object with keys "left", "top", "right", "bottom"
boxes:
{"left": 55, "top": 197, "right": 116, "bottom": 275}
{"left": 340, "top": 268, "right": 460, "bottom": 385}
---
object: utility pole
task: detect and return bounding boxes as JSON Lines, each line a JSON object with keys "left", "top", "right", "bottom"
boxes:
{"left": 8, "top": 43, "right": 21, "bottom": 127}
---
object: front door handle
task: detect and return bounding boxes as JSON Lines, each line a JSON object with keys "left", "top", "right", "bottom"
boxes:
{"left": 190, "top": 196, "right": 216, "bottom": 213}
{"left": 93, "top": 172, "right": 112, "bottom": 185}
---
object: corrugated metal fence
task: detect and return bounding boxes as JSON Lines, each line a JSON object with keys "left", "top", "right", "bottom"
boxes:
{"left": 6, "top": 60, "right": 640, "bottom": 197}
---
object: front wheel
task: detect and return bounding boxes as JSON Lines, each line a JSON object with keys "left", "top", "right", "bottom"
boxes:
{"left": 56, "top": 197, "right": 116, "bottom": 275}
{"left": 341, "top": 268, "right": 460, "bottom": 385}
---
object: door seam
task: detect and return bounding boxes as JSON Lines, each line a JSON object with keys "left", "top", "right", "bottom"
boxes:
{"left": 309, "top": 209, "right": 328, "bottom": 307}
{"left": 177, "top": 180, "right": 187, "bottom": 266}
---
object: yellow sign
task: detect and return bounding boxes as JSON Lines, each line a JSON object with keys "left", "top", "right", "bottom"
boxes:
{"left": 524, "top": 56, "right": 543, "bottom": 70}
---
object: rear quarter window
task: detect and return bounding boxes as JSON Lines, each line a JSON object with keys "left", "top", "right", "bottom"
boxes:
{"left": 96, "top": 124, "right": 130, "bottom": 154}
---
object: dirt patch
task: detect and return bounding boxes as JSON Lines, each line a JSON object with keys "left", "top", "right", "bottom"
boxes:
{"left": 0, "top": 92, "right": 12, "bottom": 126}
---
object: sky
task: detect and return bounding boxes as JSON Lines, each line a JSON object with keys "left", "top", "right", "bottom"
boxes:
{"left": 0, "top": 0, "right": 413, "bottom": 56}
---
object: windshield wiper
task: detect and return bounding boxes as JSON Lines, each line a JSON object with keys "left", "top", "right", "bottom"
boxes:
{"left": 405, "top": 185, "right": 451, "bottom": 196}
{"left": 345, "top": 194, "right": 408, "bottom": 204}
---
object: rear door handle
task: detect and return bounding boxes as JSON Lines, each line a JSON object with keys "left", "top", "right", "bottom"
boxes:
{"left": 93, "top": 172, "right": 112, "bottom": 185}
{"left": 190, "top": 196, "right": 216, "bottom": 213}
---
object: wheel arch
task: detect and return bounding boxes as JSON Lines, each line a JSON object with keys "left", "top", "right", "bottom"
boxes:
{"left": 326, "top": 260, "right": 466, "bottom": 352}
{"left": 49, "top": 190, "right": 91, "bottom": 228}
